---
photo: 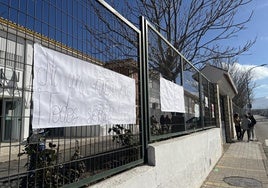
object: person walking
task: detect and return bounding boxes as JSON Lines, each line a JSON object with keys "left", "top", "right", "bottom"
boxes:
{"left": 241, "top": 114, "right": 251, "bottom": 142}
{"left": 248, "top": 112, "right": 257, "bottom": 141}
{"left": 233, "top": 113, "right": 242, "bottom": 140}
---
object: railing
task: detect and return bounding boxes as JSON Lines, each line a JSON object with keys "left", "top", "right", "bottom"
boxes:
{"left": 0, "top": 0, "right": 216, "bottom": 187}
{"left": 0, "top": 1, "right": 143, "bottom": 187}
{"left": 143, "top": 18, "right": 217, "bottom": 142}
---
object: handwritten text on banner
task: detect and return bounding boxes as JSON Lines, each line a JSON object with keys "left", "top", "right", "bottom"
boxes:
{"left": 33, "top": 44, "right": 136, "bottom": 129}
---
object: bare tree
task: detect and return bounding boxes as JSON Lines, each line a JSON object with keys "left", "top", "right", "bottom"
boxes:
{"left": 90, "top": 0, "right": 255, "bottom": 81}
{"left": 128, "top": 0, "right": 255, "bottom": 80}
{"left": 82, "top": 0, "right": 141, "bottom": 68}
{"left": 228, "top": 64, "right": 256, "bottom": 108}
{"left": 126, "top": 0, "right": 255, "bottom": 66}
{"left": 206, "top": 58, "right": 256, "bottom": 109}
{"left": 203, "top": 58, "right": 248, "bottom": 108}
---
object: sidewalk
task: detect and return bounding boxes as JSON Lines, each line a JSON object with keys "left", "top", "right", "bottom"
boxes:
{"left": 201, "top": 141, "right": 268, "bottom": 188}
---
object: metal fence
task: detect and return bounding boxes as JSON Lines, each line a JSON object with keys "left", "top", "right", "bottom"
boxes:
{"left": 0, "top": 1, "right": 143, "bottom": 187}
{"left": 0, "top": 0, "right": 216, "bottom": 187}
{"left": 143, "top": 19, "right": 217, "bottom": 141}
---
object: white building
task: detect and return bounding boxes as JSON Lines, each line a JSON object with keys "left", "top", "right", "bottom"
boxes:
{"left": 0, "top": 25, "right": 32, "bottom": 142}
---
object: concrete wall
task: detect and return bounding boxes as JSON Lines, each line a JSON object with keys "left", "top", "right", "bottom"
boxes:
{"left": 91, "top": 128, "right": 222, "bottom": 188}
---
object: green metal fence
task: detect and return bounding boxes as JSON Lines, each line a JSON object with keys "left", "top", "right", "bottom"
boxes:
{"left": 0, "top": 1, "right": 143, "bottom": 187}
{"left": 143, "top": 18, "right": 217, "bottom": 141}
{"left": 0, "top": 1, "right": 217, "bottom": 187}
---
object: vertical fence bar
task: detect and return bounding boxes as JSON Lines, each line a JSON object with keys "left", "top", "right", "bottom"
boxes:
{"left": 140, "top": 16, "right": 149, "bottom": 162}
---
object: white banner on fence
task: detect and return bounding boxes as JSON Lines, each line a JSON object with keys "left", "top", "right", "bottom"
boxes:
{"left": 33, "top": 43, "right": 136, "bottom": 129}
{"left": 160, "top": 77, "right": 185, "bottom": 113}
{"left": 195, "top": 104, "right": 200, "bottom": 117}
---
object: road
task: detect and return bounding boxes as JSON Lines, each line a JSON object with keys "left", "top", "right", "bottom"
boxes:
{"left": 254, "top": 115, "right": 268, "bottom": 161}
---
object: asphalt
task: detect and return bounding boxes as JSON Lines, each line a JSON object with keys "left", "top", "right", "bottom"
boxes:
{"left": 201, "top": 140, "right": 268, "bottom": 188}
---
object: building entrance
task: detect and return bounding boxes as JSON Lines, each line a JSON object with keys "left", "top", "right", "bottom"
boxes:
{"left": 1, "top": 98, "right": 21, "bottom": 141}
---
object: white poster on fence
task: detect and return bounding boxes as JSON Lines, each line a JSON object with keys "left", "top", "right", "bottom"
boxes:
{"left": 32, "top": 43, "right": 136, "bottom": 129}
{"left": 205, "top": 96, "right": 208, "bottom": 107}
{"left": 160, "top": 77, "right": 185, "bottom": 112}
{"left": 194, "top": 104, "right": 200, "bottom": 117}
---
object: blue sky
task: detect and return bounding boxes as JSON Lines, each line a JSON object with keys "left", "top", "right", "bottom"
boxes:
{"left": 235, "top": 1, "right": 268, "bottom": 99}
{"left": 1, "top": 0, "right": 267, "bottom": 99}
{"left": 105, "top": 0, "right": 268, "bottom": 99}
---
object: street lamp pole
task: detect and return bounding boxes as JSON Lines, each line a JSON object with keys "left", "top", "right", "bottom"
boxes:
{"left": 246, "top": 63, "right": 267, "bottom": 112}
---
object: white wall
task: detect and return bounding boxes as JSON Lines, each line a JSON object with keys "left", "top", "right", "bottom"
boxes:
{"left": 90, "top": 128, "right": 222, "bottom": 188}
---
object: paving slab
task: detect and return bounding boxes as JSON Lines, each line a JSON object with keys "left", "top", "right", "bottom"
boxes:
{"left": 201, "top": 141, "right": 268, "bottom": 188}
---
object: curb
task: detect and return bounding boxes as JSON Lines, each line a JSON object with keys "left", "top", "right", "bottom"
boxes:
{"left": 258, "top": 141, "right": 268, "bottom": 177}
